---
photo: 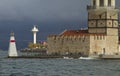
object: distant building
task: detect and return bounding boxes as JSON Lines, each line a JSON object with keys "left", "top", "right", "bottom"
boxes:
{"left": 47, "top": 0, "right": 120, "bottom": 56}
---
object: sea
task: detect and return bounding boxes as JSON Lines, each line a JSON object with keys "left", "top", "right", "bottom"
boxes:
{"left": 0, "top": 51, "right": 120, "bottom": 76}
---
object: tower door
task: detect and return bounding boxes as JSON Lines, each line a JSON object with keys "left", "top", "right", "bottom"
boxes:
{"left": 103, "top": 48, "right": 106, "bottom": 55}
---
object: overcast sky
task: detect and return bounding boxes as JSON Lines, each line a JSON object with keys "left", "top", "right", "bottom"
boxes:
{"left": 0, "top": 0, "right": 119, "bottom": 22}
{"left": 0, "top": 0, "right": 119, "bottom": 50}
{"left": 0, "top": 0, "right": 90, "bottom": 22}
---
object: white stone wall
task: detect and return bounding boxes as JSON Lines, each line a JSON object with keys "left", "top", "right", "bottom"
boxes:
{"left": 89, "top": 28, "right": 106, "bottom": 33}
{"left": 89, "top": 35, "right": 119, "bottom": 55}
{"left": 107, "top": 28, "right": 118, "bottom": 35}
{"left": 105, "top": 36, "right": 119, "bottom": 55}
{"left": 89, "top": 35, "right": 106, "bottom": 55}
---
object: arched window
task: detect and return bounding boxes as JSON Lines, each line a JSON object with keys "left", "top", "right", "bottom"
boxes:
{"left": 93, "top": 0, "right": 96, "bottom": 6}
{"left": 108, "top": 0, "right": 111, "bottom": 6}
{"left": 100, "top": 0, "right": 104, "bottom": 6}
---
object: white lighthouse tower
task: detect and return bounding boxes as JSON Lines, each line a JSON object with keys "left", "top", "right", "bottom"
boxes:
{"left": 32, "top": 25, "right": 39, "bottom": 44}
{"left": 8, "top": 32, "right": 18, "bottom": 57}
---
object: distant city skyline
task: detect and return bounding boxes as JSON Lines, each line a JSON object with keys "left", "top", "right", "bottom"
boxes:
{"left": 0, "top": 0, "right": 119, "bottom": 50}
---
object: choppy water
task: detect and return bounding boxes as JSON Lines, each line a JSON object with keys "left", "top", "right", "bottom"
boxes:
{"left": 0, "top": 51, "right": 120, "bottom": 76}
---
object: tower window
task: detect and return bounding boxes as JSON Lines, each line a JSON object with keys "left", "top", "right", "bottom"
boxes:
{"left": 97, "top": 36, "right": 99, "bottom": 40}
{"left": 100, "top": 0, "right": 104, "bottom": 6}
{"left": 110, "top": 16, "right": 111, "bottom": 19}
{"left": 100, "top": 22, "right": 103, "bottom": 25}
{"left": 99, "top": 15, "right": 102, "bottom": 19}
{"left": 93, "top": 0, "right": 96, "bottom": 6}
{"left": 108, "top": 0, "right": 111, "bottom": 6}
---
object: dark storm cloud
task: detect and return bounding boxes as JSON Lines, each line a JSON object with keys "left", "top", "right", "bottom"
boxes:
{"left": 0, "top": 0, "right": 119, "bottom": 22}
{"left": 0, "top": 0, "right": 90, "bottom": 22}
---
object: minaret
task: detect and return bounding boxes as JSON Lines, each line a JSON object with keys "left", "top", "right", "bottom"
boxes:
{"left": 32, "top": 25, "right": 39, "bottom": 44}
{"left": 8, "top": 32, "right": 18, "bottom": 57}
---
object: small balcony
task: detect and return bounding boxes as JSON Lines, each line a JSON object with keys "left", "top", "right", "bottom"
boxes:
{"left": 87, "top": 5, "right": 96, "bottom": 9}
{"left": 87, "top": 5, "right": 119, "bottom": 10}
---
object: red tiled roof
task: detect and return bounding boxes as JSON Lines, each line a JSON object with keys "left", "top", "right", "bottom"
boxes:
{"left": 59, "top": 30, "right": 105, "bottom": 36}
{"left": 60, "top": 30, "right": 88, "bottom": 36}
{"left": 48, "top": 29, "right": 106, "bottom": 37}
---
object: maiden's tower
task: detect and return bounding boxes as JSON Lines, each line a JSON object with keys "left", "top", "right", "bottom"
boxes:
{"left": 47, "top": 0, "right": 120, "bottom": 58}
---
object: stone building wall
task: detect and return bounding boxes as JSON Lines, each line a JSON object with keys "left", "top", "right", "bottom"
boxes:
{"left": 89, "top": 35, "right": 119, "bottom": 55}
{"left": 47, "top": 35, "right": 90, "bottom": 56}
{"left": 105, "top": 36, "right": 119, "bottom": 55}
{"left": 47, "top": 34, "right": 120, "bottom": 56}
{"left": 89, "top": 35, "right": 106, "bottom": 55}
